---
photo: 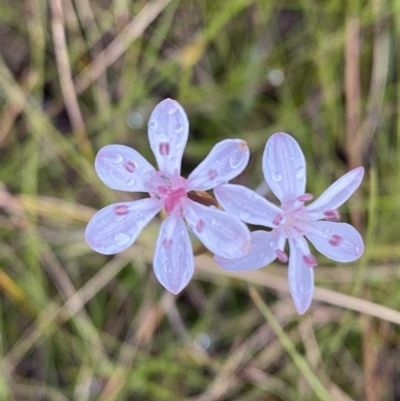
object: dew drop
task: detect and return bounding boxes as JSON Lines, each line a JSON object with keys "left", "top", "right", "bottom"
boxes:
{"left": 178, "top": 229, "right": 185, "bottom": 236}
{"left": 355, "top": 246, "right": 363, "bottom": 255}
{"left": 229, "top": 154, "right": 242, "bottom": 169}
{"left": 323, "top": 228, "right": 331, "bottom": 234}
{"left": 300, "top": 285, "right": 310, "bottom": 295}
{"left": 296, "top": 168, "right": 305, "bottom": 180}
{"left": 175, "top": 123, "right": 184, "bottom": 133}
{"left": 215, "top": 157, "right": 221, "bottom": 164}
{"left": 272, "top": 172, "right": 282, "bottom": 182}
{"left": 240, "top": 211, "right": 249, "bottom": 220}
{"left": 269, "top": 241, "right": 276, "bottom": 249}
{"left": 127, "top": 178, "right": 135, "bottom": 186}
{"left": 149, "top": 120, "right": 157, "bottom": 129}
{"left": 263, "top": 256, "right": 270, "bottom": 265}
{"left": 104, "top": 153, "right": 123, "bottom": 163}
{"left": 166, "top": 104, "right": 177, "bottom": 114}
{"left": 136, "top": 219, "right": 145, "bottom": 229}
{"left": 212, "top": 219, "right": 221, "bottom": 227}
{"left": 164, "top": 265, "right": 172, "bottom": 273}
{"left": 114, "top": 233, "right": 130, "bottom": 247}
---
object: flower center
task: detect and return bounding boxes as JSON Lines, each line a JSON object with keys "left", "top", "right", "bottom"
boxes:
{"left": 159, "top": 185, "right": 187, "bottom": 213}
{"left": 150, "top": 173, "right": 188, "bottom": 214}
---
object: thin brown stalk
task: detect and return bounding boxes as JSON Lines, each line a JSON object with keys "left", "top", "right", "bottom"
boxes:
{"left": 345, "top": 15, "right": 361, "bottom": 170}
{"left": 50, "top": 0, "right": 92, "bottom": 158}
{"left": 75, "top": 0, "right": 172, "bottom": 94}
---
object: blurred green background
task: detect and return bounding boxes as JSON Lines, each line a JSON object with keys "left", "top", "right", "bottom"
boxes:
{"left": 0, "top": 0, "right": 399, "bottom": 400}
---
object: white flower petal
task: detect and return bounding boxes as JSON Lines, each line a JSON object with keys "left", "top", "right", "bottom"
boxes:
{"left": 214, "top": 184, "right": 282, "bottom": 228}
{"left": 288, "top": 238, "right": 314, "bottom": 315}
{"left": 214, "top": 230, "right": 279, "bottom": 271}
{"left": 306, "top": 221, "right": 364, "bottom": 262}
{"left": 187, "top": 139, "right": 250, "bottom": 191}
{"left": 306, "top": 167, "right": 364, "bottom": 217}
{"left": 95, "top": 145, "right": 155, "bottom": 192}
{"left": 148, "top": 99, "right": 189, "bottom": 175}
{"left": 262, "top": 132, "right": 306, "bottom": 203}
{"left": 153, "top": 212, "right": 194, "bottom": 294}
{"left": 85, "top": 198, "right": 162, "bottom": 255}
{"left": 182, "top": 199, "right": 251, "bottom": 259}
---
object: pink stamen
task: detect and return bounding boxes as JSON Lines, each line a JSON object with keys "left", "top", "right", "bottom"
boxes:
{"left": 276, "top": 249, "right": 288, "bottom": 263}
{"left": 124, "top": 161, "right": 135, "bottom": 172}
{"left": 273, "top": 213, "right": 283, "bottom": 226}
{"left": 114, "top": 205, "right": 129, "bottom": 215}
{"left": 162, "top": 238, "right": 173, "bottom": 248}
{"left": 159, "top": 142, "right": 170, "bottom": 156}
{"left": 163, "top": 187, "right": 186, "bottom": 214}
{"left": 208, "top": 169, "right": 217, "bottom": 180}
{"left": 297, "top": 193, "right": 313, "bottom": 202}
{"left": 324, "top": 209, "right": 340, "bottom": 221}
{"left": 329, "top": 234, "right": 343, "bottom": 246}
{"left": 303, "top": 254, "right": 317, "bottom": 267}
{"left": 196, "top": 219, "right": 205, "bottom": 233}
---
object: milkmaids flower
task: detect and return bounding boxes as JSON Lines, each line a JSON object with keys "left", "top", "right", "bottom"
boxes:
{"left": 85, "top": 99, "right": 251, "bottom": 294}
{"left": 214, "top": 132, "right": 364, "bottom": 314}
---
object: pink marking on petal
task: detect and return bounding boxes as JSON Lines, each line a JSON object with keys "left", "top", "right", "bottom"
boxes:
{"left": 239, "top": 140, "right": 248, "bottom": 151}
{"left": 273, "top": 213, "right": 283, "bottom": 225}
{"left": 114, "top": 205, "right": 129, "bottom": 215}
{"left": 303, "top": 254, "right": 317, "bottom": 267}
{"left": 329, "top": 234, "right": 343, "bottom": 246}
{"left": 324, "top": 209, "right": 340, "bottom": 221}
{"left": 276, "top": 249, "right": 288, "bottom": 263}
{"left": 208, "top": 169, "right": 217, "bottom": 180}
{"left": 159, "top": 142, "right": 170, "bottom": 156}
{"left": 195, "top": 219, "right": 205, "bottom": 233}
{"left": 297, "top": 193, "right": 313, "bottom": 202}
{"left": 162, "top": 238, "right": 173, "bottom": 248}
{"left": 124, "top": 161, "right": 135, "bottom": 172}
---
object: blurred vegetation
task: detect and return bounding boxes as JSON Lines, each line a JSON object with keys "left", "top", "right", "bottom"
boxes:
{"left": 0, "top": 0, "right": 399, "bottom": 400}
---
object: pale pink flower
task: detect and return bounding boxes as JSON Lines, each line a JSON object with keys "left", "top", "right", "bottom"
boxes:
{"left": 85, "top": 99, "right": 251, "bottom": 294}
{"left": 214, "top": 132, "right": 364, "bottom": 314}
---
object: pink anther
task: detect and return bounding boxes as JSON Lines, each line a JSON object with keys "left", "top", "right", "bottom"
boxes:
{"left": 303, "top": 254, "right": 317, "bottom": 267}
{"left": 329, "top": 234, "right": 343, "bottom": 247}
{"left": 114, "top": 205, "right": 129, "bottom": 215}
{"left": 159, "top": 142, "right": 170, "bottom": 156}
{"left": 276, "top": 249, "right": 288, "bottom": 263}
{"left": 324, "top": 209, "right": 340, "bottom": 221}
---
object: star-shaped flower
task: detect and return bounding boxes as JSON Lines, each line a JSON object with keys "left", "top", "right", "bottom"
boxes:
{"left": 214, "top": 132, "right": 364, "bottom": 314}
{"left": 85, "top": 99, "right": 251, "bottom": 294}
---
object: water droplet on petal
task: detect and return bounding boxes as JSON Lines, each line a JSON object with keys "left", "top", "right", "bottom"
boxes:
{"left": 127, "top": 178, "right": 135, "bottom": 186}
{"left": 229, "top": 154, "right": 242, "bottom": 169}
{"left": 212, "top": 219, "right": 220, "bottom": 227}
{"left": 175, "top": 123, "right": 184, "bottom": 133}
{"left": 136, "top": 219, "right": 145, "bottom": 229}
{"left": 114, "top": 233, "right": 130, "bottom": 246}
{"left": 272, "top": 172, "right": 282, "bottom": 182}
{"left": 296, "top": 167, "right": 305, "bottom": 180}
{"left": 355, "top": 246, "right": 363, "bottom": 255}
{"left": 166, "top": 104, "right": 177, "bottom": 114}
{"left": 164, "top": 265, "right": 172, "bottom": 273}
{"left": 104, "top": 153, "right": 123, "bottom": 163}
{"left": 149, "top": 120, "right": 157, "bottom": 129}
{"left": 324, "top": 228, "right": 331, "bottom": 234}
{"left": 240, "top": 211, "right": 249, "bottom": 220}
{"left": 269, "top": 241, "right": 276, "bottom": 249}
{"left": 300, "top": 285, "right": 310, "bottom": 295}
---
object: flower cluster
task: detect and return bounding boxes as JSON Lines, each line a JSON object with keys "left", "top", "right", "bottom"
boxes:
{"left": 86, "top": 99, "right": 364, "bottom": 314}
